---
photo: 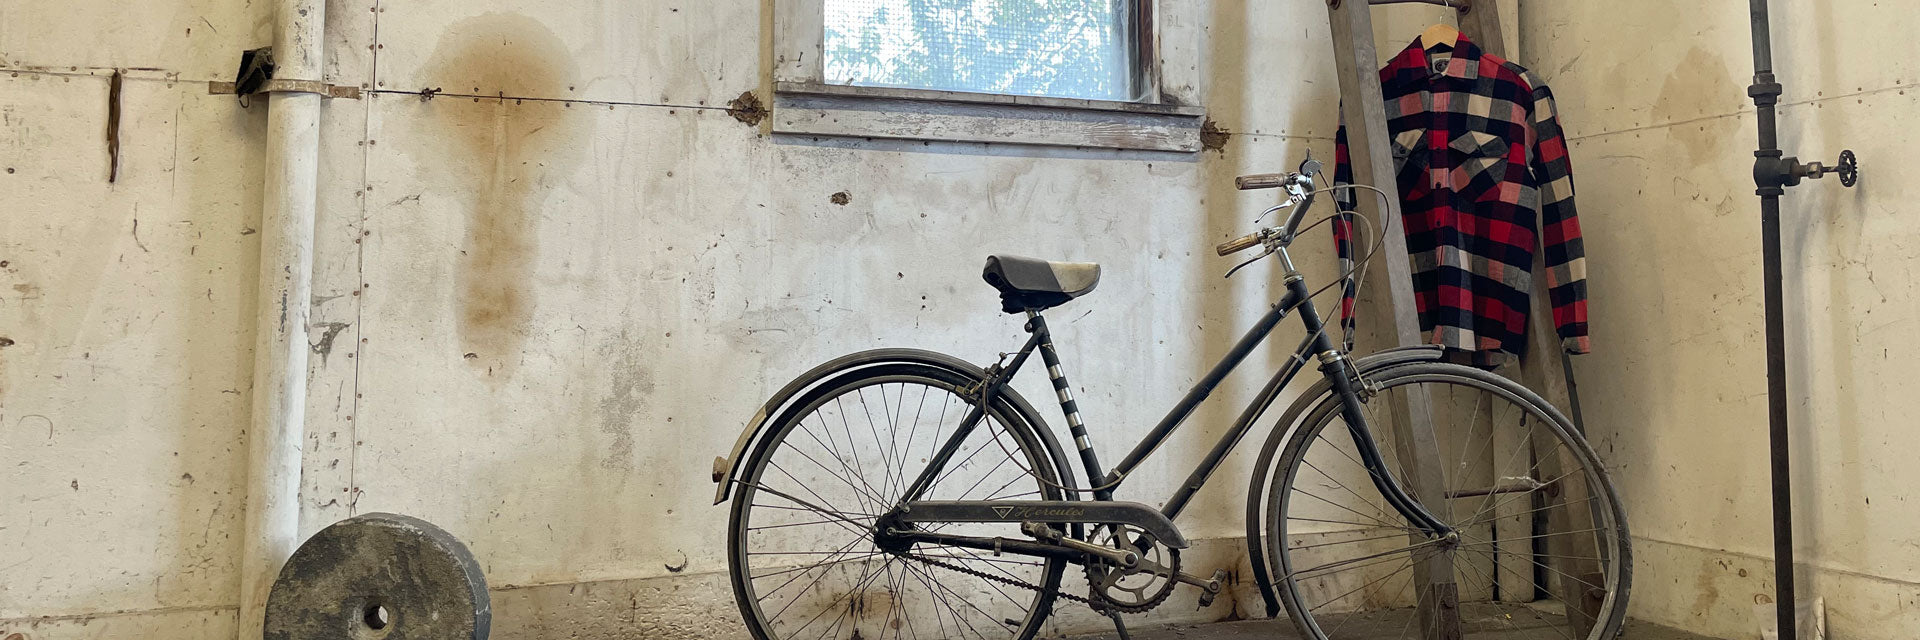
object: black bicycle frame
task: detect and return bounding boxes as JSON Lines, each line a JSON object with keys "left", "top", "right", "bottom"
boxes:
{"left": 894, "top": 260, "right": 1452, "bottom": 538}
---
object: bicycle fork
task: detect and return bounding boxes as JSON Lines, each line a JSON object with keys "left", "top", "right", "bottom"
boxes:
{"left": 1293, "top": 278, "right": 1454, "bottom": 538}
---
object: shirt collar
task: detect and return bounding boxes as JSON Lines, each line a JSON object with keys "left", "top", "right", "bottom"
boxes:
{"left": 1381, "top": 31, "right": 1485, "bottom": 89}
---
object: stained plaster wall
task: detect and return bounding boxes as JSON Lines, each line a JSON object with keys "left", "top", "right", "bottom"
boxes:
{"left": 1515, "top": 1, "right": 1920, "bottom": 639}
{"left": 0, "top": 1, "right": 1374, "bottom": 638}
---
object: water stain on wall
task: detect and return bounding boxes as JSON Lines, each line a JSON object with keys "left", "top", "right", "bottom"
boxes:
{"left": 419, "top": 14, "right": 587, "bottom": 380}
{"left": 1652, "top": 47, "right": 1736, "bottom": 165}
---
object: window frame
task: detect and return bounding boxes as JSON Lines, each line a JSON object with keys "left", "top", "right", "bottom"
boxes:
{"left": 772, "top": 0, "right": 1205, "bottom": 153}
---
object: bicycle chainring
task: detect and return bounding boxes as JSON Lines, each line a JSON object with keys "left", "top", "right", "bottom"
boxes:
{"left": 1083, "top": 525, "right": 1180, "bottom": 613}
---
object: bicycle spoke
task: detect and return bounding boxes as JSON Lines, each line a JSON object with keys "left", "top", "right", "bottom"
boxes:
{"left": 1456, "top": 468, "right": 1581, "bottom": 528}
{"left": 752, "top": 502, "right": 881, "bottom": 519}
{"left": 1287, "top": 516, "right": 1422, "bottom": 532}
{"left": 1292, "top": 486, "right": 1412, "bottom": 532}
{"left": 1288, "top": 530, "right": 1418, "bottom": 552}
{"left": 787, "top": 427, "right": 889, "bottom": 514}
{"left": 1289, "top": 538, "right": 1446, "bottom": 581}
{"left": 911, "top": 560, "right": 1006, "bottom": 634}
{"left": 899, "top": 384, "right": 932, "bottom": 506}
{"left": 1305, "top": 553, "right": 1420, "bottom": 613}
{"left": 751, "top": 548, "right": 886, "bottom": 581}
{"left": 737, "top": 375, "right": 1058, "bottom": 640}
{"left": 834, "top": 396, "right": 891, "bottom": 506}
{"left": 1301, "top": 456, "right": 1403, "bottom": 528}
{"left": 1456, "top": 494, "right": 1600, "bottom": 531}
{"left": 902, "top": 561, "right": 955, "bottom": 640}
{"left": 1464, "top": 414, "right": 1543, "bottom": 528}
{"left": 1272, "top": 370, "right": 1623, "bottom": 640}
{"left": 758, "top": 467, "right": 873, "bottom": 538}
{"left": 904, "top": 560, "right": 994, "bottom": 640}
{"left": 750, "top": 518, "right": 875, "bottom": 533}
{"left": 783, "top": 555, "right": 893, "bottom": 637}
{"left": 1453, "top": 525, "right": 1605, "bottom": 546}
{"left": 812, "top": 411, "right": 892, "bottom": 509}
{"left": 757, "top": 536, "right": 872, "bottom": 604}
{"left": 855, "top": 387, "right": 896, "bottom": 501}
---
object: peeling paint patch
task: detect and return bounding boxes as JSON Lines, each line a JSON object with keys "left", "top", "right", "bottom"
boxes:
{"left": 597, "top": 335, "right": 653, "bottom": 471}
{"left": 1200, "top": 118, "right": 1231, "bottom": 153}
{"left": 309, "top": 321, "right": 351, "bottom": 364}
{"left": 727, "top": 90, "right": 766, "bottom": 126}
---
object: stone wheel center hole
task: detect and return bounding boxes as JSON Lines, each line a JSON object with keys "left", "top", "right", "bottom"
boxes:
{"left": 363, "top": 602, "right": 391, "bottom": 630}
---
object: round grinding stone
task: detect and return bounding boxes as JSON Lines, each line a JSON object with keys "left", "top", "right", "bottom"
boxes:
{"left": 264, "top": 512, "right": 490, "bottom": 640}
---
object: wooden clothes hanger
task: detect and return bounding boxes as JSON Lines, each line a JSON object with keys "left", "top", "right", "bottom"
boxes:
{"left": 1419, "top": 0, "right": 1463, "bottom": 49}
{"left": 1419, "top": 22, "right": 1460, "bottom": 49}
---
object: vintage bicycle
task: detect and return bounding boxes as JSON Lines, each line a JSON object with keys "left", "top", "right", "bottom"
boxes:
{"left": 711, "top": 153, "right": 1630, "bottom": 640}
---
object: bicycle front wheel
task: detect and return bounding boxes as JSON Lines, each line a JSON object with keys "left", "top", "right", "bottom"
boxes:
{"left": 1266, "top": 362, "right": 1631, "bottom": 640}
{"left": 727, "top": 361, "right": 1069, "bottom": 640}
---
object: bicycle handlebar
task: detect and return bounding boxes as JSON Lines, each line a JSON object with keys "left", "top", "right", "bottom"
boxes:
{"left": 1216, "top": 231, "right": 1262, "bottom": 256}
{"left": 1236, "top": 173, "right": 1289, "bottom": 190}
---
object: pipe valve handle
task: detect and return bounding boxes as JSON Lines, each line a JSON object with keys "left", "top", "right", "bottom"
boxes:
{"left": 1836, "top": 150, "right": 1859, "bottom": 188}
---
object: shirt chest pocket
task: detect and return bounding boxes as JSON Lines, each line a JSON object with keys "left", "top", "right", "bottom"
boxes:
{"left": 1391, "top": 128, "right": 1428, "bottom": 172}
{"left": 1449, "top": 131, "right": 1510, "bottom": 182}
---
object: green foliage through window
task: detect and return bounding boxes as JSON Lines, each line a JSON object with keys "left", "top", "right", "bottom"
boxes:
{"left": 825, "top": 0, "right": 1137, "bottom": 101}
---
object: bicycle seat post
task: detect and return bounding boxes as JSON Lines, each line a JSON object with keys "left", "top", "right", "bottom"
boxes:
{"left": 1025, "top": 310, "right": 1112, "bottom": 501}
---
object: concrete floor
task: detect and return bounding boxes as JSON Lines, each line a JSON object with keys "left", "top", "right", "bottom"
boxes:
{"left": 1069, "top": 606, "right": 1722, "bottom": 640}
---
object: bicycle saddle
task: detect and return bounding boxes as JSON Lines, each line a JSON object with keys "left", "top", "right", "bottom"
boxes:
{"left": 982, "top": 255, "right": 1100, "bottom": 314}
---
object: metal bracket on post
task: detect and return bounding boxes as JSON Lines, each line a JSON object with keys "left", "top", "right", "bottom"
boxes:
{"left": 209, "top": 78, "right": 363, "bottom": 100}
{"left": 208, "top": 46, "right": 362, "bottom": 102}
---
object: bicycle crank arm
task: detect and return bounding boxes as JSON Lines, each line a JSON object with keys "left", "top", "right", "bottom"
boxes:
{"left": 897, "top": 500, "right": 1191, "bottom": 548}
{"left": 1023, "top": 521, "right": 1228, "bottom": 608}
{"left": 1019, "top": 522, "right": 1139, "bottom": 568}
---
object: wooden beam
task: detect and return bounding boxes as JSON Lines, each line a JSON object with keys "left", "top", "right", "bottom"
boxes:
{"left": 1326, "top": 2, "right": 1461, "bottom": 639}
{"left": 1457, "top": 0, "right": 1506, "bottom": 58}
{"left": 1457, "top": 7, "right": 1604, "bottom": 636}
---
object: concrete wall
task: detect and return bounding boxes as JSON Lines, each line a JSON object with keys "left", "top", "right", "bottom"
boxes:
{"left": 2, "top": 1, "right": 1359, "bottom": 638}
{"left": 14, "top": 1, "right": 1916, "bottom": 639}
{"left": 1517, "top": 1, "right": 1920, "bottom": 639}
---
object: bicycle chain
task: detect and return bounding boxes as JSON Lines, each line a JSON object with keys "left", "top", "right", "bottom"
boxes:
{"left": 902, "top": 552, "right": 1098, "bottom": 608}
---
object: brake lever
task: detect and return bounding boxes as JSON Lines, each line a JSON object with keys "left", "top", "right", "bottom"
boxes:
{"left": 1224, "top": 244, "right": 1277, "bottom": 279}
{"left": 1253, "top": 200, "right": 1294, "bottom": 224}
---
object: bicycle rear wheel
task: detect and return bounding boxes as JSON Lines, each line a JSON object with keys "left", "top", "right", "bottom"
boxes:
{"left": 1266, "top": 362, "right": 1630, "bottom": 640}
{"left": 727, "top": 362, "right": 1069, "bottom": 640}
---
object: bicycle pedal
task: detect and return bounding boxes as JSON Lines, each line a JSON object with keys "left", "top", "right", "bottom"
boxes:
{"left": 1194, "top": 569, "right": 1229, "bottom": 608}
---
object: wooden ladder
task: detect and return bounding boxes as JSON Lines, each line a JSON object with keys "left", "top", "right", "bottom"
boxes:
{"left": 1322, "top": 1, "right": 1602, "bottom": 638}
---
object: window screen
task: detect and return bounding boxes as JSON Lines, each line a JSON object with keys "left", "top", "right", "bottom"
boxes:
{"left": 824, "top": 0, "right": 1139, "bottom": 102}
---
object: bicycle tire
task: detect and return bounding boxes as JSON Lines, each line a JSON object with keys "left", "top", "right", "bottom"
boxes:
{"left": 727, "top": 361, "right": 1071, "bottom": 640}
{"left": 1265, "top": 362, "right": 1631, "bottom": 640}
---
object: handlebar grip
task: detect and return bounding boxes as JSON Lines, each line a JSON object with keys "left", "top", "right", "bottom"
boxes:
{"left": 1216, "top": 232, "right": 1261, "bottom": 256}
{"left": 1236, "top": 173, "right": 1288, "bottom": 190}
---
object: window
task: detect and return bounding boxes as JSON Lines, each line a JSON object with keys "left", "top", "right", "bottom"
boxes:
{"left": 772, "top": 0, "right": 1203, "bottom": 152}
{"left": 823, "top": 0, "right": 1141, "bottom": 102}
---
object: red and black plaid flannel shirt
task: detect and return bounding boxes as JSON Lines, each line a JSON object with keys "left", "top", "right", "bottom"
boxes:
{"left": 1333, "top": 32, "right": 1589, "bottom": 362}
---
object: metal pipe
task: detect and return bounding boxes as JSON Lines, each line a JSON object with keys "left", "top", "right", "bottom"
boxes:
{"left": 1746, "top": 1, "right": 1795, "bottom": 639}
{"left": 238, "top": 0, "right": 326, "bottom": 635}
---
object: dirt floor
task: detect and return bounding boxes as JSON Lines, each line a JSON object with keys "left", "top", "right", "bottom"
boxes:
{"left": 1069, "top": 605, "right": 1722, "bottom": 640}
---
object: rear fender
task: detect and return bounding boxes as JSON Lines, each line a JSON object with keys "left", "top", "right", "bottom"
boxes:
{"left": 711, "top": 348, "right": 1074, "bottom": 504}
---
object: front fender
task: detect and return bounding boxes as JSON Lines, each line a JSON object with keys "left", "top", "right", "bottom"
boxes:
{"left": 1242, "top": 344, "right": 1446, "bottom": 617}
{"left": 711, "top": 348, "right": 1071, "bottom": 505}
